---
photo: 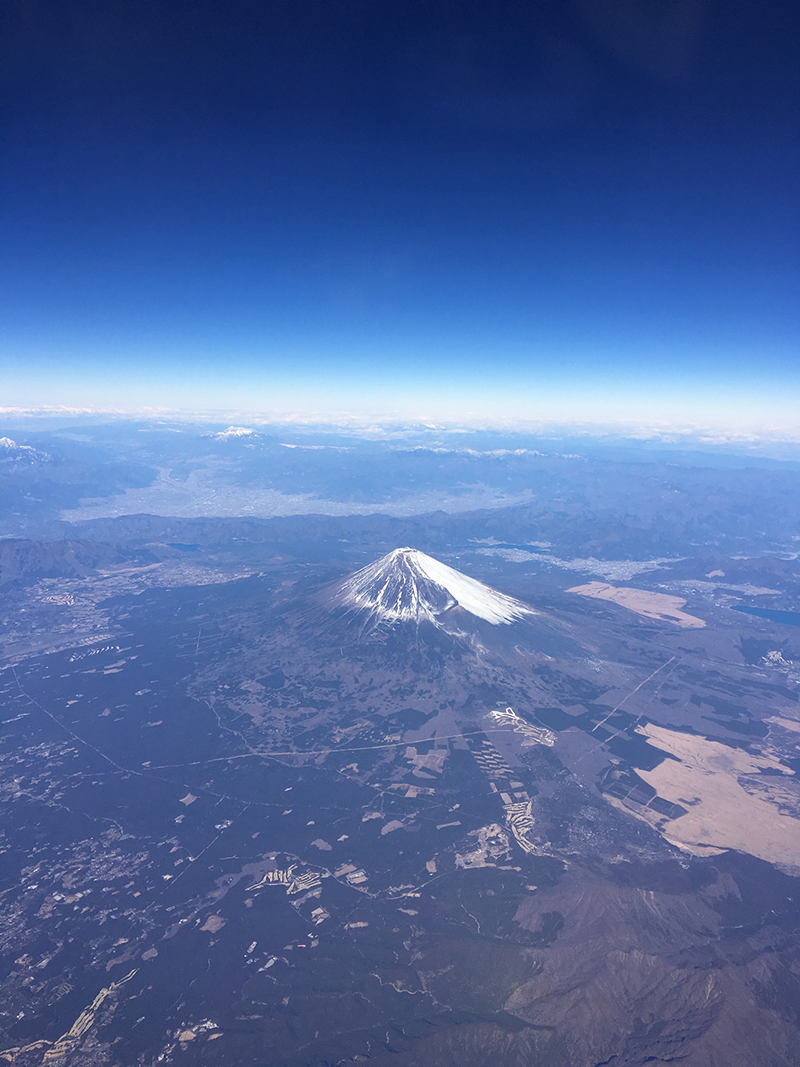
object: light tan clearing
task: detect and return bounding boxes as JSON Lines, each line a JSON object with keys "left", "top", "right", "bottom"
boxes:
{"left": 768, "top": 716, "right": 800, "bottom": 735}
{"left": 405, "top": 745, "right": 447, "bottom": 777}
{"left": 633, "top": 723, "right": 800, "bottom": 866}
{"left": 455, "top": 823, "right": 512, "bottom": 870}
{"left": 200, "top": 915, "right": 226, "bottom": 933}
{"left": 568, "top": 581, "right": 705, "bottom": 628}
{"left": 179, "top": 792, "right": 197, "bottom": 806}
{"left": 380, "top": 820, "right": 404, "bottom": 835}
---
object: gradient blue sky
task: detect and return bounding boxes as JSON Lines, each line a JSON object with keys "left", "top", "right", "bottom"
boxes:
{"left": 1, "top": 0, "right": 798, "bottom": 427}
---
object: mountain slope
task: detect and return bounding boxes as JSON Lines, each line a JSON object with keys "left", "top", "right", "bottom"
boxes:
{"left": 0, "top": 437, "right": 50, "bottom": 465}
{"left": 329, "top": 547, "right": 535, "bottom": 626}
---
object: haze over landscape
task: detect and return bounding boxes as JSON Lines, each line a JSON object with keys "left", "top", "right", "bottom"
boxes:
{"left": 1, "top": 2, "right": 800, "bottom": 1067}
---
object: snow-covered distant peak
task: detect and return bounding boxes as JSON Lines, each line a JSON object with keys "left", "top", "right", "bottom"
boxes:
{"left": 331, "top": 547, "right": 535, "bottom": 626}
{"left": 0, "top": 437, "right": 50, "bottom": 462}
{"left": 208, "top": 426, "right": 256, "bottom": 440}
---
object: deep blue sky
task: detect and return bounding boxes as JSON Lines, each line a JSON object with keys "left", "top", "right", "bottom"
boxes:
{"left": 1, "top": 0, "right": 798, "bottom": 425}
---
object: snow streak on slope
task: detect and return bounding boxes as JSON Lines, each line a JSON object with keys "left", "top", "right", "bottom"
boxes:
{"left": 332, "top": 547, "right": 535, "bottom": 626}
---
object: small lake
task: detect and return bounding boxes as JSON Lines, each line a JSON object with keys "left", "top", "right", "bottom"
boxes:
{"left": 733, "top": 605, "right": 800, "bottom": 627}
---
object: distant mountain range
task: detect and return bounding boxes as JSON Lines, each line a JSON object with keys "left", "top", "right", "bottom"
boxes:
{"left": 0, "top": 539, "right": 155, "bottom": 586}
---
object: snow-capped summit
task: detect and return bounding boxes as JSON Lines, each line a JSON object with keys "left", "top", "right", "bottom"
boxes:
{"left": 330, "top": 547, "right": 535, "bottom": 626}
{"left": 0, "top": 437, "right": 50, "bottom": 464}
{"left": 208, "top": 426, "right": 256, "bottom": 440}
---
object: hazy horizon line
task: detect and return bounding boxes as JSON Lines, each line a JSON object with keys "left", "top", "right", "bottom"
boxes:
{"left": 2, "top": 404, "right": 800, "bottom": 448}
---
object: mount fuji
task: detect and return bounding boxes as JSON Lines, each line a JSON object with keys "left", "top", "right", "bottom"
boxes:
{"left": 328, "top": 547, "right": 536, "bottom": 627}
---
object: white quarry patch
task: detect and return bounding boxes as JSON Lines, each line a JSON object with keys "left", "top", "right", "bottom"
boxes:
{"left": 488, "top": 707, "right": 556, "bottom": 746}
{"left": 333, "top": 547, "right": 535, "bottom": 626}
